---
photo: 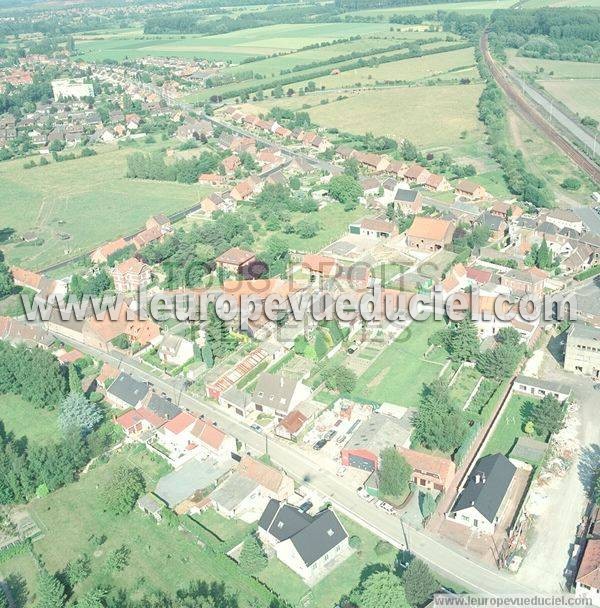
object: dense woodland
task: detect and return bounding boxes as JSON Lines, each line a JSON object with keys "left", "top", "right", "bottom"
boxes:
{"left": 490, "top": 8, "right": 600, "bottom": 62}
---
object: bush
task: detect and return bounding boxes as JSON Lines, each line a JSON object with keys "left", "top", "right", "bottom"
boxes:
{"left": 349, "top": 535, "right": 362, "bottom": 549}
{"left": 374, "top": 540, "right": 394, "bottom": 556}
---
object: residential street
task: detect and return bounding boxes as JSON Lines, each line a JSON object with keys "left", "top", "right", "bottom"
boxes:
{"left": 53, "top": 330, "right": 537, "bottom": 596}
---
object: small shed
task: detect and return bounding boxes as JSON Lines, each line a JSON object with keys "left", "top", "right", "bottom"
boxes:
{"left": 510, "top": 436, "right": 547, "bottom": 465}
{"left": 137, "top": 493, "right": 164, "bottom": 521}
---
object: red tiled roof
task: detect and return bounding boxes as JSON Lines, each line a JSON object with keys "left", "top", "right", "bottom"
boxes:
{"left": 239, "top": 455, "right": 285, "bottom": 493}
{"left": 164, "top": 411, "right": 196, "bottom": 435}
{"left": 278, "top": 410, "right": 307, "bottom": 434}
{"left": 302, "top": 254, "right": 336, "bottom": 276}
{"left": 577, "top": 539, "right": 600, "bottom": 590}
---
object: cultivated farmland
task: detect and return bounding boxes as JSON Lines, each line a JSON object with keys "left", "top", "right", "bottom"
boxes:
{"left": 75, "top": 22, "right": 400, "bottom": 63}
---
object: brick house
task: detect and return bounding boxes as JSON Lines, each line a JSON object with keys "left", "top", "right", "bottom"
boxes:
{"left": 399, "top": 448, "right": 455, "bottom": 493}
{"left": 215, "top": 247, "right": 256, "bottom": 274}
{"left": 406, "top": 216, "right": 455, "bottom": 251}
{"left": 111, "top": 258, "right": 151, "bottom": 292}
{"left": 456, "top": 179, "right": 487, "bottom": 200}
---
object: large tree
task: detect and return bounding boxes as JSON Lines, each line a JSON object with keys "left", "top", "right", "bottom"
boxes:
{"left": 354, "top": 571, "right": 409, "bottom": 608}
{"left": 58, "top": 393, "right": 103, "bottom": 437}
{"left": 530, "top": 394, "right": 565, "bottom": 438}
{"left": 0, "top": 260, "right": 13, "bottom": 299}
{"left": 36, "top": 569, "right": 65, "bottom": 608}
{"left": 103, "top": 465, "right": 145, "bottom": 515}
{"left": 402, "top": 559, "right": 439, "bottom": 608}
{"left": 324, "top": 365, "right": 357, "bottom": 393}
{"left": 412, "top": 379, "right": 466, "bottom": 453}
{"left": 447, "top": 319, "right": 479, "bottom": 363}
{"left": 205, "top": 302, "right": 234, "bottom": 359}
{"left": 378, "top": 447, "right": 412, "bottom": 499}
{"left": 327, "top": 174, "right": 363, "bottom": 210}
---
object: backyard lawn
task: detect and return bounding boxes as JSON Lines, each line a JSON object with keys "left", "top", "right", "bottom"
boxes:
{"left": 2, "top": 446, "right": 275, "bottom": 607}
{"left": 351, "top": 318, "right": 447, "bottom": 407}
{"left": 451, "top": 366, "right": 482, "bottom": 408}
{"left": 259, "top": 516, "right": 398, "bottom": 608}
{"left": 483, "top": 394, "right": 546, "bottom": 457}
{"left": 0, "top": 393, "right": 60, "bottom": 445}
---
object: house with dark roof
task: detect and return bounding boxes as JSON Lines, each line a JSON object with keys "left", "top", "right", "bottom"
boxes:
{"left": 106, "top": 372, "right": 149, "bottom": 410}
{"left": 513, "top": 375, "right": 571, "bottom": 402}
{"left": 447, "top": 453, "right": 516, "bottom": 534}
{"left": 258, "top": 500, "right": 349, "bottom": 583}
{"left": 394, "top": 188, "right": 423, "bottom": 215}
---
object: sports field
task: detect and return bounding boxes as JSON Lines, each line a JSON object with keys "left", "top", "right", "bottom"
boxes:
{"left": 262, "top": 83, "right": 484, "bottom": 151}
{"left": 0, "top": 146, "right": 209, "bottom": 270}
{"left": 540, "top": 79, "right": 600, "bottom": 123}
{"left": 75, "top": 22, "right": 398, "bottom": 62}
{"left": 351, "top": 318, "right": 447, "bottom": 407}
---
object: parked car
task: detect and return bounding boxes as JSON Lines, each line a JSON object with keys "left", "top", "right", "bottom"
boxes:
{"left": 594, "top": 384, "right": 600, "bottom": 392}
{"left": 336, "top": 465, "right": 347, "bottom": 477}
{"left": 324, "top": 429, "right": 337, "bottom": 441}
{"left": 250, "top": 423, "right": 262, "bottom": 433}
{"left": 313, "top": 439, "right": 327, "bottom": 450}
{"left": 347, "top": 343, "right": 358, "bottom": 354}
{"left": 357, "top": 487, "right": 373, "bottom": 502}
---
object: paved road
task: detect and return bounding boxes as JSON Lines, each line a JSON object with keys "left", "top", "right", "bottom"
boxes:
{"left": 52, "top": 329, "right": 537, "bottom": 595}
{"left": 574, "top": 207, "right": 600, "bottom": 235}
{"left": 508, "top": 73, "right": 599, "bottom": 158}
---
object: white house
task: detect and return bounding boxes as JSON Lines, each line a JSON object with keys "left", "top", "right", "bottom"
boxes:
{"left": 258, "top": 500, "right": 350, "bottom": 584}
{"left": 252, "top": 372, "right": 311, "bottom": 418}
{"left": 158, "top": 334, "right": 195, "bottom": 366}
{"left": 447, "top": 453, "right": 516, "bottom": 535}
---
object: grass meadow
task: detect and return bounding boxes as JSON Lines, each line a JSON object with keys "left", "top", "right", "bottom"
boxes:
{"left": 0, "top": 144, "right": 210, "bottom": 270}
{"left": 506, "top": 49, "right": 600, "bottom": 79}
{"left": 278, "top": 84, "right": 485, "bottom": 153}
{"left": 0, "top": 446, "right": 275, "bottom": 608}
{"left": 539, "top": 79, "right": 600, "bottom": 123}
{"left": 0, "top": 393, "right": 60, "bottom": 445}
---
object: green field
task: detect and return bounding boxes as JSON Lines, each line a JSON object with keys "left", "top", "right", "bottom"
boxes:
{"left": 540, "top": 79, "right": 600, "bottom": 123}
{"left": 506, "top": 108, "right": 596, "bottom": 203}
{"left": 0, "top": 446, "right": 274, "bottom": 607}
{"left": 346, "top": 0, "right": 516, "bottom": 16}
{"left": 506, "top": 49, "right": 600, "bottom": 79}
{"left": 483, "top": 394, "right": 546, "bottom": 457}
{"left": 351, "top": 318, "right": 447, "bottom": 407}
{"left": 76, "top": 22, "right": 399, "bottom": 63}
{"left": 282, "top": 46, "right": 478, "bottom": 91}
{"left": 259, "top": 83, "right": 484, "bottom": 152}
{"left": 216, "top": 31, "right": 439, "bottom": 79}
{"left": 0, "top": 393, "right": 60, "bottom": 445}
{"left": 0, "top": 145, "right": 210, "bottom": 270}
{"left": 521, "top": 0, "right": 600, "bottom": 7}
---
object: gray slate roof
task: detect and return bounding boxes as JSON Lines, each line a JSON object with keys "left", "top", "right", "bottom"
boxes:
{"left": 394, "top": 189, "right": 419, "bottom": 203}
{"left": 451, "top": 453, "right": 516, "bottom": 523}
{"left": 210, "top": 472, "right": 258, "bottom": 511}
{"left": 146, "top": 393, "right": 181, "bottom": 421}
{"left": 107, "top": 372, "right": 148, "bottom": 407}
{"left": 258, "top": 499, "right": 348, "bottom": 566}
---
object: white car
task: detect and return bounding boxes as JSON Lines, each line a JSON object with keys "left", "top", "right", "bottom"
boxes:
{"left": 336, "top": 466, "right": 347, "bottom": 478}
{"left": 357, "top": 487, "right": 374, "bottom": 502}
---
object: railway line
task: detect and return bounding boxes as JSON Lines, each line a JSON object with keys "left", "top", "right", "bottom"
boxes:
{"left": 480, "top": 31, "right": 600, "bottom": 185}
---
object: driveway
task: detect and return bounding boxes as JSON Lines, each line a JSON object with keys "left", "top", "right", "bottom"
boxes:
{"left": 514, "top": 355, "right": 600, "bottom": 592}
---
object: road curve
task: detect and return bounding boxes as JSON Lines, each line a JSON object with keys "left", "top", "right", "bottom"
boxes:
{"left": 480, "top": 31, "right": 600, "bottom": 185}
